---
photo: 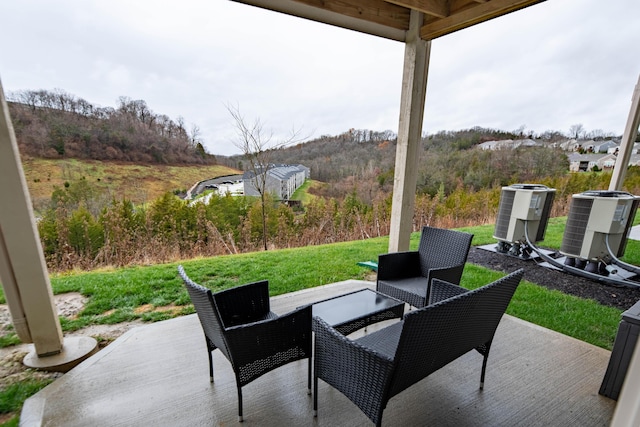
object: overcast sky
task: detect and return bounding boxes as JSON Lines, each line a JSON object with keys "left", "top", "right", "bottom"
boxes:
{"left": 1, "top": 0, "right": 639, "bottom": 156}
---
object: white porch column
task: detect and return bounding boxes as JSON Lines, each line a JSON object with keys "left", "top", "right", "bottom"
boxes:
{"left": 609, "top": 74, "right": 640, "bottom": 191}
{"left": 0, "top": 80, "right": 63, "bottom": 356}
{"left": 388, "top": 10, "right": 431, "bottom": 252}
{"left": 609, "top": 74, "right": 640, "bottom": 427}
{"left": 611, "top": 339, "right": 640, "bottom": 427}
{"left": 1, "top": 80, "right": 97, "bottom": 371}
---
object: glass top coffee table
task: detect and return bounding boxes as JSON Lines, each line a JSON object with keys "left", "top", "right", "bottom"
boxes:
{"left": 311, "top": 289, "right": 405, "bottom": 335}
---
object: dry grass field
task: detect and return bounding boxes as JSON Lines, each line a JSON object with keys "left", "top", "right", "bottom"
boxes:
{"left": 20, "top": 157, "right": 239, "bottom": 209}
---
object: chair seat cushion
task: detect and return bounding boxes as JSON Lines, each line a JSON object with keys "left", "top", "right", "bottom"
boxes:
{"left": 378, "top": 277, "right": 427, "bottom": 294}
{"left": 378, "top": 277, "right": 429, "bottom": 307}
{"left": 355, "top": 321, "right": 403, "bottom": 359}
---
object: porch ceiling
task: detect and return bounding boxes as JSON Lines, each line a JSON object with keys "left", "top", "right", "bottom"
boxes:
{"left": 231, "top": 0, "right": 547, "bottom": 41}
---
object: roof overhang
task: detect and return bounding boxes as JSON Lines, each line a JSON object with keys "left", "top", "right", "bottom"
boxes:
{"left": 231, "top": 0, "right": 547, "bottom": 42}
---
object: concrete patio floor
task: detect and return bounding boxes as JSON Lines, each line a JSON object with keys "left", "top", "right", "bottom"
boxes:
{"left": 22, "top": 279, "right": 617, "bottom": 426}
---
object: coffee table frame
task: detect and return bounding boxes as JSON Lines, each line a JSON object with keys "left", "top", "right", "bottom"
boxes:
{"left": 311, "top": 288, "right": 405, "bottom": 335}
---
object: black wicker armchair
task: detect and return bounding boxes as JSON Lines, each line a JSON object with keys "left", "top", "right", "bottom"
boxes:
{"left": 314, "top": 268, "right": 524, "bottom": 427}
{"left": 178, "top": 265, "right": 312, "bottom": 422}
{"left": 377, "top": 226, "right": 473, "bottom": 308}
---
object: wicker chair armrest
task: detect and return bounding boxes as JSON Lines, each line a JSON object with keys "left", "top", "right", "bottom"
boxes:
{"left": 428, "top": 278, "right": 468, "bottom": 305}
{"left": 314, "top": 316, "right": 395, "bottom": 424}
{"left": 377, "top": 251, "right": 421, "bottom": 280}
{"left": 214, "top": 280, "right": 272, "bottom": 327}
{"left": 225, "top": 305, "right": 312, "bottom": 362}
{"left": 427, "top": 264, "right": 465, "bottom": 286}
{"left": 313, "top": 317, "right": 394, "bottom": 422}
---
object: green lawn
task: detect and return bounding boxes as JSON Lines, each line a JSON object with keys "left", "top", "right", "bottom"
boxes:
{"left": 1, "top": 219, "right": 630, "bottom": 351}
{"left": 1, "top": 219, "right": 635, "bottom": 424}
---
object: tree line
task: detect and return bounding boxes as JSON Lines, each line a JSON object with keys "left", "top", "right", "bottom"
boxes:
{"left": 224, "top": 126, "right": 571, "bottom": 204}
{"left": 8, "top": 89, "right": 215, "bottom": 164}
{"left": 8, "top": 89, "right": 636, "bottom": 271}
{"left": 37, "top": 166, "right": 640, "bottom": 271}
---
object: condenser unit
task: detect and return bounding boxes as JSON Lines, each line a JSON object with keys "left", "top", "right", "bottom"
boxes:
{"left": 493, "top": 184, "right": 556, "bottom": 244}
{"left": 560, "top": 191, "right": 639, "bottom": 261}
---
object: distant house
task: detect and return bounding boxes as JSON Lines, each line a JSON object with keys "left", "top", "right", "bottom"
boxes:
{"left": 602, "top": 155, "right": 617, "bottom": 169}
{"left": 478, "top": 139, "right": 512, "bottom": 150}
{"left": 581, "top": 140, "right": 597, "bottom": 153}
{"left": 628, "top": 154, "right": 640, "bottom": 167}
{"left": 243, "top": 164, "right": 310, "bottom": 200}
{"left": 603, "top": 140, "right": 640, "bottom": 155}
{"left": 559, "top": 139, "right": 581, "bottom": 151}
{"left": 477, "top": 138, "right": 542, "bottom": 150}
{"left": 514, "top": 138, "right": 543, "bottom": 148}
{"left": 567, "top": 153, "right": 616, "bottom": 172}
{"left": 592, "top": 140, "right": 619, "bottom": 153}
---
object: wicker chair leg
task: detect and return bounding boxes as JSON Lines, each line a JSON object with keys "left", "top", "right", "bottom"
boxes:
{"left": 480, "top": 353, "right": 489, "bottom": 390}
{"left": 208, "top": 351, "right": 214, "bottom": 383}
{"left": 237, "top": 385, "right": 243, "bottom": 422}
{"left": 313, "top": 376, "right": 318, "bottom": 417}
{"left": 307, "top": 357, "right": 312, "bottom": 395}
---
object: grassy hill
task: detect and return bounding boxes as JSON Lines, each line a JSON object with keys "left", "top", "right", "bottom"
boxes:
{"left": 21, "top": 157, "right": 239, "bottom": 208}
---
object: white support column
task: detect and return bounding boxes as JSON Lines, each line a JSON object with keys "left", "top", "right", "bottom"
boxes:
{"left": 610, "top": 74, "right": 640, "bottom": 191}
{"left": 609, "top": 74, "right": 640, "bottom": 427}
{"left": 388, "top": 10, "right": 431, "bottom": 252}
{"left": 0, "top": 80, "right": 63, "bottom": 356}
{"left": 0, "top": 79, "right": 97, "bottom": 371}
{"left": 611, "top": 339, "right": 640, "bottom": 427}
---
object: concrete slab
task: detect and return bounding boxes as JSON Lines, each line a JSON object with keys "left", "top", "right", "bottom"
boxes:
{"left": 23, "top": 336, "right": 98, "bottom": 372}
{"left": 21, "top": 280, "right": 616, "bottom": 426}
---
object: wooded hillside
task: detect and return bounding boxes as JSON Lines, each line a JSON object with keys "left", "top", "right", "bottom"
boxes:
{"left": 13, "top": 90, "right": 638, "bottom": 272}
{"left": 8, "top": 89, "right": 215, "bottom": 165}
{"left": 220, "top": 126, "right": 572, "bottom": 202}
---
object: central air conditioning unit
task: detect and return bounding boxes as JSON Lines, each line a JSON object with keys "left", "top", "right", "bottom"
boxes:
{"left": 560, "top": 190, "right": 639, "bottom": 262}
{"left": 493, "top": 184, "right": 556, "bottom": 245}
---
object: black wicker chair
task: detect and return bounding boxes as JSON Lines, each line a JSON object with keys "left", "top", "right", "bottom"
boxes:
{"left": 314, "top": 268, "right": 524, "bottom": 427}
{"left": 178, "top": 265, "right": 312, "bottom": 422}
{"left": 377, "top": 226, "right": 473, "bottom": 308}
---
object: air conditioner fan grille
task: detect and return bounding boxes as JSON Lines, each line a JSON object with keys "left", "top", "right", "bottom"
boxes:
{"left": 560, "top": 198, "right": 593, "bottom": 256}
{"left": 494, "top": 189, "right": 515, "bottom": 240}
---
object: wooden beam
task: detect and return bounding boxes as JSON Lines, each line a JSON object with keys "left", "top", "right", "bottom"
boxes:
{"left": 384, "top": 0, "right": 450, "bottom": 19}
{"left": 450, "top": 0, "right": 486, "bottom": 11}
{"left": 295, "top": 0, "right": 410, "bottom": 29}
{"left": 420, "top": 0, "right": 545, "bottom": 39}
{"left": 609, "top": 75, "right": 640, "bottom": 191}
{"left": 232, "top": 0, "right": 410, "bottom": 41}
{"left": 0, "top": 81, "right": 63, "bottom": 356}
{"left": 389, "top": 10, "right": 431, "bottom": 252}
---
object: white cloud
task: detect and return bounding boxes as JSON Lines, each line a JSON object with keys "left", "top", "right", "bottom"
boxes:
{"left": 1, "top": 0, "right": 639, "bottom": 155}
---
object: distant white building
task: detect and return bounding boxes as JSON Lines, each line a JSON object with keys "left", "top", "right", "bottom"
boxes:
{"left": 244, "top": 164, "right": 310, "bottom": 200}
{"left": 590, "top": 140, "right": 619, "bottom": 153}
{"left": 477, "top": 138, "right": 543, "bottom": 150}
{"left": 478, "top": 139, "right": 513, "bottom": 150}
{"left": 629, "top": 154, "right": 640, "bottom": 167}
{"left": 559, "top": 139, "right": 581, "bottom": 151}
{"left": 189, "top": 164, "right": 310, "bottom": 204}
{"left": 514, "top": 138, "right": 543, "bottom": 148}
{"left": 567, "top": 153, "right": 616, "bottom": 172}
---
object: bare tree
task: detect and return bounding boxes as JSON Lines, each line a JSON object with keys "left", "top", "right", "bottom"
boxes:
{"left": 227, "top": 103, "right": 304, "bottom": 250}
{"left": 568, "top": 123, "right": 585, "bottom": 140}
{"left": 189, "top": 124, "right": 201, "bottom": 148}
